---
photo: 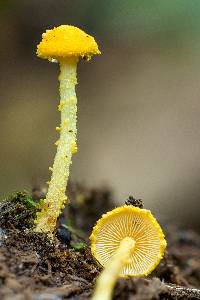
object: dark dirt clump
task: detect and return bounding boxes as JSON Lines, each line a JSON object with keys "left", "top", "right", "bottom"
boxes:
{"left": 0, "top": 188, "right": 200, "bottom": 300}
{"left": 125, "top": 195, "right": 144, "bottom": 208}
{"left": 0, "top": 191, "right": 37, "bottom": 230}
{"left": 66, "top": 182, "right": 114, "bottom": 236}
{"left": 0, "top": 228, "right": 100, "bottom": 300}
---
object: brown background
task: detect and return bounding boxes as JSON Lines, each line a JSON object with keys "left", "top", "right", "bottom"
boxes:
{"left": 0, "top": 1, "right": 200, "bottom": 228}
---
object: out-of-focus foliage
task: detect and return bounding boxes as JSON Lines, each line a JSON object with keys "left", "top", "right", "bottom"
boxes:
{"left": 2, "top": 1, "right": 200, "bottom": 39}
{"left": 0, "top": 0, "right": 15, "bottom": 10}
{"left": 90, "top": 0, "right": 200, "bottom": 37}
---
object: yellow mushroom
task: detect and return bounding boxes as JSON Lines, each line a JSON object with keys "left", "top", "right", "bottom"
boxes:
{"left": 34, "top": 25, "right": 100, "bottom": 235}
{"left": 90, "top": 205, "right": 167, "bottom": 300}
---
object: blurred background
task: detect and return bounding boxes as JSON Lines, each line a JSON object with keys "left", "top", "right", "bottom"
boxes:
{"left": 1, "top": 0, "right": 200, "bottom": 228}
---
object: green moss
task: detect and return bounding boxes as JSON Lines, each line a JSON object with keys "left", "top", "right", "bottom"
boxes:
{"left": 0, "top": 191, "right": 38, "bottom": 230}
{"left": 72, "top": 242, "right": 87, "bottom": 251}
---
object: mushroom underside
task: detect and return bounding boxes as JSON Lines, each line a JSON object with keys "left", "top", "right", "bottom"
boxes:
{"left": 91, "top": 207, "right": 166, "bottom": 277}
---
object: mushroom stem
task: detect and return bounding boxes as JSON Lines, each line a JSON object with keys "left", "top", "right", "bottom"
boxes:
{"left": 92, "top": 237, "right": 135, "bottom": 300}
{"left": 35, "top": 57, "right": 78, "bottom": 234}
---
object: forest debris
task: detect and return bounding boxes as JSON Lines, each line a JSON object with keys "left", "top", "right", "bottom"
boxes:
{"left": 0, "top": 189, "right": 199, "bottom": 299}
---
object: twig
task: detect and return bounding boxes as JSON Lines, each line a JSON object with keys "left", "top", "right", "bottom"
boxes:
{"left": 144, "top": 278, "right": 200, "bottom": 299}
{"left": 162, "top": 282, "right": 200, "bottom": 299}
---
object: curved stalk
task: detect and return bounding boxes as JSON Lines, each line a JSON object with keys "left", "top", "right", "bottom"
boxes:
{"left": 35, "top": 57, "right": 78, "bottom": 234}
{"left": 92, "top": 237, "right": 135, "bottom": 300}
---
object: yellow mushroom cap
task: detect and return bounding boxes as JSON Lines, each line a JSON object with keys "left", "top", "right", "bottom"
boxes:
{"left": 36, "top": 25, "right": 100, "bottom": 61}
{"left": 90, "top": 205, "right": 167, "bottom": 277}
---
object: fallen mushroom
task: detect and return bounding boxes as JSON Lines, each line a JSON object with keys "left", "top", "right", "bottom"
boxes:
{"left": 34, "top": 25, "right": 100, "bottom": 235}
{"left": 90, "top": 205, "right": 167, "bottom": 300}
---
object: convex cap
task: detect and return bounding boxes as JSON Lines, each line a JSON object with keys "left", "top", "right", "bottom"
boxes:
{"left": 90, "top": 205, "right": 167, "bottom": 277}
{"left": 37, "top": 25, "right": 100, "bottom": 61}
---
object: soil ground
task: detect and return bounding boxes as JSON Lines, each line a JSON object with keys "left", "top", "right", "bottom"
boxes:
{"left": 0, "top": 187, "right": 199, "bottom": 300}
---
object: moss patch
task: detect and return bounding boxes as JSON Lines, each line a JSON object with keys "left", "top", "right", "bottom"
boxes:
{"left": 0, "top": 191, "right": 37, "bottom": 229}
